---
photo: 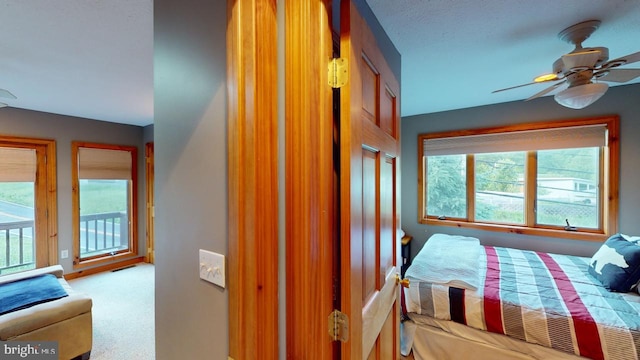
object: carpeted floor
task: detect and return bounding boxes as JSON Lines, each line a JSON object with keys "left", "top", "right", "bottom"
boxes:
{"left": 69, "top": 263, "right": 155, "bottom": 360}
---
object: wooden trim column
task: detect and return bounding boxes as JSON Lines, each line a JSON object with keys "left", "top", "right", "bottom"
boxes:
{"left": 227, "top": 0, "right": 279, "bottom": 358}
{"left": 285, "top": 0, "right": 336, "bottom": 358}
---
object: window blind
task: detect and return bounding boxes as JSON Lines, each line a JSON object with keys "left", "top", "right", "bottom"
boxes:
{"left": 0, "top": 147, "right": 36, "bottom": 182}
{"left": 423, "top": 124, "right": 607, "bottom": 156}
{"left": 78, "top": 147, "right": 132, "bottom": 180}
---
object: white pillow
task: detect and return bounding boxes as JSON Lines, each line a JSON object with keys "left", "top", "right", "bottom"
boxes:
{"left": 405, "top": 233, "right": 481, "bottom": 290}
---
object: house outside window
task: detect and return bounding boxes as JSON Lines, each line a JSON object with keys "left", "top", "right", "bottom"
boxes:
{"left": 419, "top": 116, "right": 619, "bottom": 241}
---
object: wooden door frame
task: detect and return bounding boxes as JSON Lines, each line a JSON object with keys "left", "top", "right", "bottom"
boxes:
{"left": 284, "top": 0, "right": 336, "bottom": 358}
{"left": 227, "top": 0, "right": 279, "bottom": 358}
{"left": 228, "top": 1, "right": 399, "bottom": 357}
{"left": 145, "top": 142, "right": 154, "bottom": 264}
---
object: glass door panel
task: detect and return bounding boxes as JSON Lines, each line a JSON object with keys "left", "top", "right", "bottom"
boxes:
{"left": 0, "top": 147, "right": 36, "bottom": 275}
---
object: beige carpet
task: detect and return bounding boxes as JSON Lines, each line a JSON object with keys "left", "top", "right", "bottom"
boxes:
{"left": 69, "top": 263, "right": 155, "bottom": 360}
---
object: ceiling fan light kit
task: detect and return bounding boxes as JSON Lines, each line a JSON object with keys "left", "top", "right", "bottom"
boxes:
{"left": 493, "top": 19, "right": 640, "bottom": 109}
{"left": 554, "top": 82, "right": 608, "bottom": 109}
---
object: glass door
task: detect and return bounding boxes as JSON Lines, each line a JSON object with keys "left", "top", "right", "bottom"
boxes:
{"left": 0, "top": 146, "right": 36, "bottom": 275}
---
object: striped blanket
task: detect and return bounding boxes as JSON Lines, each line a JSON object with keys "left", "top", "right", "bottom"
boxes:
{"left": 404, "top": 246, "right": 640, "bottom": 360}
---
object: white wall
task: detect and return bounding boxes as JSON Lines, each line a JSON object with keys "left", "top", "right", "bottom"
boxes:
{"left": 154, "top": 0, "right": 228, "bottom": 359}
{"left": 0, "top": 108, "right": 145, "bottom": 273}
{"left": 401, "top": 83, "right": 640, "bottom": 259}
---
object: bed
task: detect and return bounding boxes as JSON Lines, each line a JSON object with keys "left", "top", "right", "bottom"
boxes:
{"left": 401, "top": 233, "right": 640, "bottom": 360}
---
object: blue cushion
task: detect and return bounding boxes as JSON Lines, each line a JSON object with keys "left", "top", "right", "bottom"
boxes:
{"left": 589, "top": 233, "right": 640, "bottom": 292}
{"left": 0, "top": 274, "right": 68, "bottom": 315}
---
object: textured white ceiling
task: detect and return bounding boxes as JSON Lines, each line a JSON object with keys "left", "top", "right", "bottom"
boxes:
{"left": 0, "top": 0, "right": 153, "bottom": 126}
{"left": 0, "top": 1, "right": 638, "bottom": 125}
{"left": 366, "top": 0, "right": 640, "bottom": 116}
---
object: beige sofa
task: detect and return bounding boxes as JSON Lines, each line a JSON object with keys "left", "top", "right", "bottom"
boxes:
{"left": 0, "top": 265, "right": 92, "bottom": 360}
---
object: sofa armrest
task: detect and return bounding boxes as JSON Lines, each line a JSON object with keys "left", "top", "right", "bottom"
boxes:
{"left": 0, "top": 265, "right": 64, "bottom": 285}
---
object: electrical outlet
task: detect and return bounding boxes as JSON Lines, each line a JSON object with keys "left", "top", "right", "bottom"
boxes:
{"left": 199, "top": 249, "right": 225, "bottom": 288}
{"left": 61, "top": 250, "right": 69, "bottom": 259}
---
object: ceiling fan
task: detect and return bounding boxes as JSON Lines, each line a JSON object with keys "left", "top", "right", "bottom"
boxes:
{"left": 0, "top": 88, "right": 17, "bottom": 108}
{"left": 493, "top": 20, "right": 640, "bottom": 109}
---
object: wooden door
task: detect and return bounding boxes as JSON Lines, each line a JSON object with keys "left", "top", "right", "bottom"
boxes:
{"left": 339, "top": 1, "right": 401, "bottom": 358}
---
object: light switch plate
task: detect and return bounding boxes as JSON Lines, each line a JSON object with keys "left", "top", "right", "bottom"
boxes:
{"left": 199, "top": 249, "right": 225, "bottom": 288}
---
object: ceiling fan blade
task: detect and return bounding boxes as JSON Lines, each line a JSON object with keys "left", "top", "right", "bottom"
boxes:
{"left": 492, "top": 82, "right": 538, "bottom": 93}
{"left": 596, "top": 68, "right": 640, "bottom": 83}
{"left": 0, "top": 88, "right": 17, "bottom": 99}
{"left": 525, "top": 80, "right": 566, "bottom": 101}
{"left": 492, "top": 78, "right": 558, "bottom": 94}
{"left": 603, "top": 50, "right": 640, "bottom": 68}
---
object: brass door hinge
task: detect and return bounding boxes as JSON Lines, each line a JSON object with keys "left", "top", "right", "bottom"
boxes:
{"left": 328, "top": 58, "right": 348, "bottom": 88}
{"left": 328, "top": 309, "right": 349, "bottom": 342}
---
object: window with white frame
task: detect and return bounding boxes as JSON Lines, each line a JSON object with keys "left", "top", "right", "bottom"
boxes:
{"left": 418, "top": 116, "right": 619, "bottom": 241}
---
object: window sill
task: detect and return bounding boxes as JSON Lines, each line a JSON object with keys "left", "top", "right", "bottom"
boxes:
{"left": 422, "top": 218, "right": 609, "bottom": 242}
{"left": 72, "top": 251, "right": 140, "bottom": 270}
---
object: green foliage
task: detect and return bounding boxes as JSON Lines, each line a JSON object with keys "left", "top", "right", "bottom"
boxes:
{"left": 0, "top": 181, "right": 128, "bottom": 216}
{"left": 426, "top": 155, "right": 466, "bottom": 217}
{"left": 476, "top": 152, "right": 524, "bottom": 193}
{"left": 538, "top": 148, "right": 598, "bottom": 181}
{"left": 0, "top": 182, "right": 34, "bottom": 207}
{"left": 79, "top": 180, "right": 128, "bottom": 215}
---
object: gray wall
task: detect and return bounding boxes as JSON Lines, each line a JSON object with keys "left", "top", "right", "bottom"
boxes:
{"left": 0, "top": 107, "right": 146, "bottom": 273}
{"left": 143, "top": 124, "right": 154, "bottom": 145}
{"left": 401, "top": 83, "right": 640, "bottom": 259}
{"left": 154, "top": 0, "right": 228, "bottom": 359}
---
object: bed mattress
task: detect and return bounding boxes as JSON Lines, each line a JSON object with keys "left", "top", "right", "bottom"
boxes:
{"left": 404, "top": 244, "right": 640, "bottom": 360}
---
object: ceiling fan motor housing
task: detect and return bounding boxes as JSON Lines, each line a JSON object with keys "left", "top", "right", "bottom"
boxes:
{"left": 565, "top": 70, "right": 595, "bottom": 87}
{"left": 553, "top": 47, "right": 609, "bottom": 75}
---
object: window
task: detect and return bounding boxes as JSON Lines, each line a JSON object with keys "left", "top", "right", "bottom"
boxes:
{"left": 419, "top": 116, "right": 619, "bottom": 241}
{"left": 72, "top": 142, "right": 137, "bottom": 267}
{"left": 0, "top": 137, "right": 57, "bottom": 275}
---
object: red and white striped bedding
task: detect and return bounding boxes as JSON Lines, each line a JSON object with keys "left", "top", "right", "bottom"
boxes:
{"left": 404, "top": 245, "right": 640, "bottom": 360}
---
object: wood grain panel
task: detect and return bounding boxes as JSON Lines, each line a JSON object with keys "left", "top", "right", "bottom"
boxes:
{"left": 380, "top": 85, "right": 395, "bottom": 138}
{"left": 363, "top": 111, "right": 398, "bottom": 157}
{"left": 361, "top": 55, "right": 378, "bottom": 125}
{"left": 379, "top": 307, "right": 396, "bottom": 358}
{"left": 340, "top": 2, "right": 365, "bottom": 357}
{"left": 145, "top": 142, "right": 154, "bottom": 264}
{"left": 34, "top": 145, "right": 48, "bottom": 268}
{"left": 227, "top": 0, "right": 279, "bottom": 358}
{"left": 284, "top": 0, "right": 336, "bottom": 358}
{"left": 361, "top": 268, "right": 398, "bottom": 357}
{"left": 379, "top": 157, "right": 394, "bottom": 285}
{"left": 362, "top": 148, "right": 378, "bottom": 304}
